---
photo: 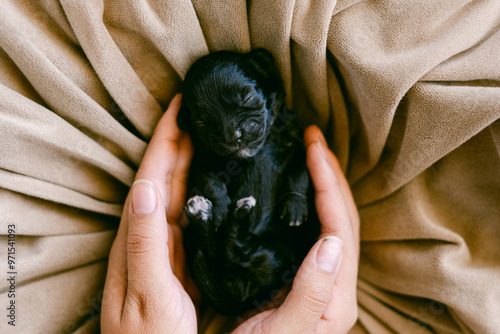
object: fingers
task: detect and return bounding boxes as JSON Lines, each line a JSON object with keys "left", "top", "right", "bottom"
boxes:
{"left": 126, "top": 180, "right": 172, "bottom": 296}
{"left": 306, "top": 133, "right": 351, "bottom": 240}
{"left": 166, "top": 132, "right": 193, "bottom": 224}
{"left": 264, "top": 236, "right": 343, "bottom": 333}
{"left": 103, "top": 180, "right": 173, "bottom": 323}
{"left": 303, "top": 125, "right": 359, "bottom": 331}
{"left": 103, "top": 94, "right": 193, "bottom": 327}
{"left": 304, "top": 125, "right": 360, "bottom": 252}
{"left": 102, "top": 195, "right": 131, "bottom": 320}
{"left": 103, "top": 178, "right": 198, "bottom": 333}
{"left": 135, "top": 94, "right": 189, "bottom": 209}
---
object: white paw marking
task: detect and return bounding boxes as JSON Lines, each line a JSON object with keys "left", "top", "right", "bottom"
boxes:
{"left": 239, "top": 149, "right": 253, "bottom": 158}
{"left": 187, "top": 196, "right": 212, "bottom": 221}
{"left": 236, "top": 196, "right": 256, "bottom": 210}
{"left": 289, "top": 220, "right": 303, "bottom": 227}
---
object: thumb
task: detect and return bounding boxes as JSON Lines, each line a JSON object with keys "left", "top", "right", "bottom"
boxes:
{"left": 127, "top": 179, "right": 173, "bottom": 293}
{"left": 269, "top": 236, "right": 343, "bottom": 333}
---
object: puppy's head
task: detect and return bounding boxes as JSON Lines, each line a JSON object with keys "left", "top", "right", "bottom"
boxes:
{"left": 179, "top": 49, "right": 285, "bottom": 159}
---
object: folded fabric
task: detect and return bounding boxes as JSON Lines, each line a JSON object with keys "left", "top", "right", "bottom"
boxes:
{"left": 0, "top": 0, "right": 498, "bottom": 333}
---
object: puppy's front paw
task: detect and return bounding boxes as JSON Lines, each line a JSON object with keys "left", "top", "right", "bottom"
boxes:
{"left": 186, "top": 196, "right": 213, "bottom": 222}
{"left": 281, "top": 195, "right": 308, "bottom": 227}
{"left": 234, "top": 196, "right": 256, "bottom": 218}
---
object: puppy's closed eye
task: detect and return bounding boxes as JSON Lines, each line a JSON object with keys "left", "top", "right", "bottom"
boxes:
{"left": 241, "top": 91, "right": 265, "bottom": 111}
{"left": 242, "top": 94, "right": 252, "bottom": 104}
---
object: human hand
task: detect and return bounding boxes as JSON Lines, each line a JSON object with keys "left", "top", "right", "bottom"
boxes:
{"left": 101, "top": 94, "right": 199, "bottom": 333}
{"left": 232, "top": 125, "right": 360, "bottom": 334}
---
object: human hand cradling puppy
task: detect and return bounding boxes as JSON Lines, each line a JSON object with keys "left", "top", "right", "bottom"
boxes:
{"left": 101, "top": 94, "right": 359, "bottom": 334}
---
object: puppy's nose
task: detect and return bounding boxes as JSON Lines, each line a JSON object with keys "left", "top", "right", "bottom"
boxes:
{"left": 225, "top": 130, "right": 242, "bottom": 145}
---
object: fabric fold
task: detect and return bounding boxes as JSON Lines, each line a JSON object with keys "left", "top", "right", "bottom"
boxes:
{"left": 0, "top": 0, "right": 498, "bottom": 333}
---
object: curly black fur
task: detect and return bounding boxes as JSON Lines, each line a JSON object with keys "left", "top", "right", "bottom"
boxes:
{"left": 178, "top": 49, "right": 319, "bottom": 315}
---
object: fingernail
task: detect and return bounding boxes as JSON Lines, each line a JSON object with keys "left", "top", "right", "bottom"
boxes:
{"left": 317, "top": 141, "right": 328, "bottom": 160}
{"left": 316, "top": 236, "right": 343, "bottom": 273}
{"left": 132, "top": 179, "right": 157, "bottom": 215}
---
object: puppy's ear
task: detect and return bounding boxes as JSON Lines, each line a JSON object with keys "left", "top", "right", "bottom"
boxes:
{"left": 177, "top": 102, "right": 191, "bottom": 132}
{"left": 247, "top": 48, "right": 274, "bottom": 67}
{"left": 247, "top": 48, "right": 276, "bottom": 79}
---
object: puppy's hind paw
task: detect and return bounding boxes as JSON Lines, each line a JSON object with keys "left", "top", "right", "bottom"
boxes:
{"left": 234, "top": 196, "right": 256, "bottom": 218}
{"left": 186, "top": 196, "right": 213, "bottom": 222}
{"left": 289, "top": 220, "right": 303, "bottom": 227}
{"left": 281, "top": 195, "right": 308, "bottom": 228}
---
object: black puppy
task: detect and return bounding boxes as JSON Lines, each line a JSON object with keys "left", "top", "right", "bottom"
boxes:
{"left": 178, "top": 49, "right": 319, "bottom": 315}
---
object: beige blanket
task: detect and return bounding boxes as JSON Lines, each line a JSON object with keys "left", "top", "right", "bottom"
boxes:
{"left": 1, "top": 0, "right": 499, "bottom": 333}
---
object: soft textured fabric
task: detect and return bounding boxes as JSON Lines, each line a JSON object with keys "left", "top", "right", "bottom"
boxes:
{"left": 0, "top": 0, "right": 499, "bottom": 333}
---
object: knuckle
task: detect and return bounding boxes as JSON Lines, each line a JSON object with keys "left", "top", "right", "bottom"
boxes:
{"left": 127, "top": 233, "right": 158, "bottom": 254}
{"left": 302, "top": 285, "right": 331, "bottom": 315}
{"left": 127, "top": 288, "right": 157, "bottom": 319}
